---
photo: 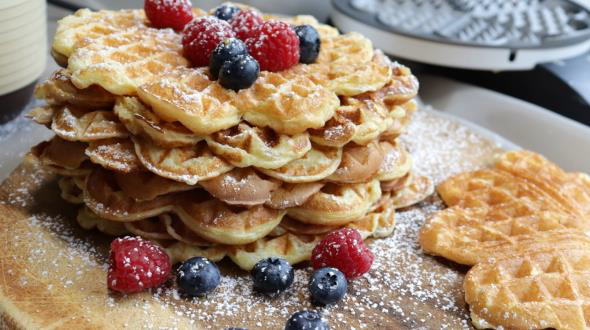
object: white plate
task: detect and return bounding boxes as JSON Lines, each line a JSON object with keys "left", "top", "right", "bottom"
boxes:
{"left": 419, "top": 74, "right": 590, "bottom": 172}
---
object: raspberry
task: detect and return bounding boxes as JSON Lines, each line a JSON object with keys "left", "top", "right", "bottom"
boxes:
{"left": 107, "top": 236, "right": 171, "bottom": 293}
{"left": 229, "top": 10, "right": 264, "bottom": 41}
{"left": 311, "top": 228, "right": 374, "bottom": 279}
{"left": 182, "top": 16, "right": 235, "bottom": 67}
{"left": 144, "top": 0, "right": 193, "bottom": 31}
{"left": 245, "top": 20, "right": 300, "bottom": 72}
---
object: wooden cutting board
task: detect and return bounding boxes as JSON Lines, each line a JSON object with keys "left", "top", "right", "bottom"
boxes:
{"left": 0, "top": 110, "right": 504, "bottom": 329}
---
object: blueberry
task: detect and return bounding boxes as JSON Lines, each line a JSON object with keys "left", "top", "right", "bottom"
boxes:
{"left": 285, "top": 311, "right": 329, "bottom": 330}
{"left": 176, "top": 257, "right": 220, "bottom": 296}
{"left": 309, "top": 267, "right": 347, "bottom": 305}
{"left": 213, "top": 3, "right": 241, "bottom": 21}
{"left": 294, "top": 25, "right": 321, "bottom": 64}
{"left": 210, "top": 38, "right": 248, "bottom": 80}
{"left": 251, "top": 257, "right": 294, "bottom": 294}
{"left": 218, "top": 54, "right": 259, "bottom": 91}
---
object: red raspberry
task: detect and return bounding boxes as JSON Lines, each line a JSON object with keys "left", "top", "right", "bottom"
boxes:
{"left": 144, "top": 0, "right": 193, "bottom": 31}
{"left": 182, "top": 16, "right": 235, "bottom": 67}
{"left": 245, "top": 20, "right": 300, "bottom": 72}
{"left": 311, "top": 228, "right": 374, "bottom": 279}
{"left": 107, "top": 236, "right": 171, "bottom": 293}
{"left": 230, "top": 10, "right": 264, "bottom": 41}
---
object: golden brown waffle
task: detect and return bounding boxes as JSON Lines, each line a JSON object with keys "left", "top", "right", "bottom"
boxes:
{"left": 391, "top": 175, "right": 433, "bottom": 208}
{"left": 198, "top": 168, "right": 280, "bottom": 206}
{"left": 114, "top": 97, "right": 202, "bottom": 148}
{"left": 376, "top": 140, "right": 412, "bottom": 181}
{"left": 465, "top": 241, "right": 590, "bottom": 330}
{"left": 495, "top": 150, "right": 590, "bottom": 217}
{"left": 83, "top": 168, "right": 176, "bottom": 221}
{"left": 76, "top": 206, "right": 128, "bottom": 236}
{"left": 30, "top": 138, "right": 91, "bottom": 176}
{"left": 137, "top": 68, "right": 240, "bottom": 135}
{"left": 166, "top": 242, "right": 227, "bottom": 264}
{"left": 34, "top": 69, "right": 116, "bottom": 109}
{"left": 67, "top": 25, "right": 188, "bottom": 95}
{"left": 205, "top": 123, "right": 311, "bottom": 169}
{"left": 259, "top": 145, "right": 342, "bottom": 183}
{"left": 174, "top": 192, "right": 286, "bottom": 245}
{"left": 287, "top": 180, "right": 382, "bottom": 225}
{"left": 265, "top": 183, "right": 324, "bottom": 209}
{"left": 27, "top": 106, "right": 56, "bottom": 127}
{"left": 133, "top": 137, "right": 232, "bottom": 185}
{"left": 284, "top": 15, "right": 340, "bottom": 40}
{"left": 85, "top": 139, "right": 142, "bottom": 173}
{"left": 114, "top": 171, "right": 192, "bottom": 201}
{"left": 161, "top": 213, "right": 216, "bottom": 247}
{"left": 324, "top": 51, "right": 392, "bottom": 97}
{"left": 380, "top": 171, "right": 412, "bottom": 193}
{"left": 52, "top": 106, "right": 128, "bottom": 142}
{"left": 58, "top": 176, "right": 84, "bottom": 204}
{"left": 326, "top": 141, "right": 384, "bottom": 183}
{"left": 124, "top": 217, "right": 173, "bottom": 241}
{"left": 420, "top": 206, "right": 590, "bottom": 265}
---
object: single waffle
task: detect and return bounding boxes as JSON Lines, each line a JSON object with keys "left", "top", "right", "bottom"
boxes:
{"left": 198, "top": 168, "right": 280, "bottom": 206}
{"left": 161, "top": 213, "right": 216, "bottom": 247}
{"left": 265, "top": 183, "right": 324, "bottom": 209}
{"left": 76, "top": 206, "right": 128, "bottom": 236}
{"left": 495, "top": 150, "right": 590, "bottom": 217}
{"left": 326, "top": 141, "right": 385, "bottom": 183}
{"left": 420, "top": 205, "right": 590, "bottom": 265}
{"left": 205, "top": 123, "right": 311, "bottom": 169}
{"left": 259, "top": 145, "right": 342, "bottom": 183}
{"left": 437, "top": 169, "right": 579, "bottom": 217}
{"left": 287, "top": 180, "right": 382, "bottom": 225}
{"left": 465, "top": 241, "right": 590, "bottom": 330}
{"left": 133, "top": 137, "right": 233, "bottom": 185}
{"left": 228, "top": 233, "right": 323, "bottom": 271}
{"left": 137, "top": 68, "right": 240, "bottom": 135}
{"left": 30, "top": 138, "right": 92, "bottom": 176}
{"left": 114, "top": 97, "right": 202, "bottom": 148}
{"left": 391, "top": 175, "right": 434, "bottom": 208}
{"left": 324, "top": 51, "right": 392, "bottom": 97}
{"left": 376, "top": 140, "right": 412, "bottom": 181}
{"left": 85, "top": 139, "right": 142, "bottom": 173}
{"left": 173, "top": 192, "right": 286, "bottom": 245}
{"left": 52, "top": 106, "right": 128, "bottom": 142}
{"left": 67, "top": 25, "right": 188, "bottom": 95}
{"left": 114, "top": 171, "right": 192, "bottom": 201}
{"left": 83, "top": 168, "right": 177, "bottom": 221}
{"left": 34, "top": 69, "right": 116, "bottom": 109}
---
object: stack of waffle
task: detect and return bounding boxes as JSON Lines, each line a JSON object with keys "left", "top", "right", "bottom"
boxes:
{"left": 28, "top": 6, "right": 432, "bottom": 270}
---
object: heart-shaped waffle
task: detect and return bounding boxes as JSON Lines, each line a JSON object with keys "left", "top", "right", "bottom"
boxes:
{"left": 420, "top": 205, "right": 590, "bottom": 266}
{"left": 174, "top": 192, "right": 285, "bottom": 245}
{"left": 68, "top": 25, "right": 188, "bottom": 95}
{"left": 114, "top": 97, "right": 201, "bottom": 148}
{"left": 76, "top": 207, "right": 128, "bottom": 236}
{"left": 52, "top": 106, "right": 127, "bottom": 142}
{"left": 34, "top": 69, "right": 116, "bottom": 109}
{"left": 327, "top": 141, "right": 384, "bottom": 183}
{"left": 464, "top": 240, "right": 590, "bottom": 330}
{"left": 133, "top": 137, "right": 232, "bottom": 185}
{"left": 259, "top": 145, "right": 341, "bottom": 183}
{"left": 235, "top": 70, "right": 340, "bottom": 135}
{"left": 288, "top": 180, "right": 382, "bottom": 226}
{"left": 83, "top": 168, "right": 176, "bottom": 221}
{"left": 124, "top": 217, "right": 173, "bottom": 241}
{"left": 199, "top": 168, "right": 280, "bottom": 206}
{"left": 30, "top": 137, "right": 91, "bottom": 176}
{"left": 161, "top": 213, "right": 216, "bottom": 247}
{"left": 114, "top": 171, "right": 192, "bottom": 201}
{"left": 228, "top": 233, "right": 323, "bottom": 271}
{"left": 495, "top": 150, "right": 590, "bottom": 217}
{"left": 85, "top": 138, "right": 142, "bottom": 173}
{"left": 391, "top": 175, "right": 433, "bottom": 208}
{"left": 376, "top": 140, "right": 412, "bottom": 181}
{"left": 265, "top": 182, "right": 324, "bottom": 209}
{"left": 206, "top": 123, "right": 311, "bottom": 169}
{"left": 137, "top": 68, "right": 240, "bottom": 135}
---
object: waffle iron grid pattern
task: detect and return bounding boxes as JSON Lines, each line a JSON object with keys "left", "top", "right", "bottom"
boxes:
{"left": 349, "top": 0, "right": 590, "bottom": 47}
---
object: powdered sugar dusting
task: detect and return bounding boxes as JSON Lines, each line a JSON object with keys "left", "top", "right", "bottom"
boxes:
{"left": 1, "top": 109, "right": 504, "bottom": 328}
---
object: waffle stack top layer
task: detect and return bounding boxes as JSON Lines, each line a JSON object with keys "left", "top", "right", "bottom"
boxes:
{"left": 28, "top": 5, "right": 433, "bottom": 270}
